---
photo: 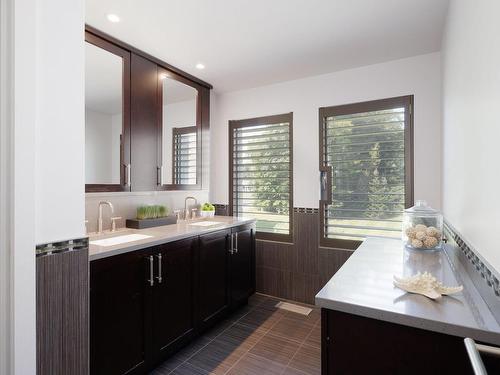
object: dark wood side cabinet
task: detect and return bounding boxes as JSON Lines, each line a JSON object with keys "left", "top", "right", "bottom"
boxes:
{"left": 320, "top": 309, "right": 498, "bottom": 375}
{"left": 229, "top": 224, "right": 255, "bottom": 309}
{"left": 90, "top": 224, "right": 256, "bottom": 375}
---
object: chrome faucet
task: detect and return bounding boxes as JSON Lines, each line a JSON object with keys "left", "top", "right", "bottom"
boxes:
{"left": 184, "top": 196, "right": 197, "bottom": 221}
{"left": 97, "top": 201, "right": 114, "bottom": 234}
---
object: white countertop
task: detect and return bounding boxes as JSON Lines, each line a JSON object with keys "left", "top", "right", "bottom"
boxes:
{"left": 89, "top": 216, "right": 255, "bottom": 261}
{"left": 315, "top": 237, "right": 500, "bottom": 345}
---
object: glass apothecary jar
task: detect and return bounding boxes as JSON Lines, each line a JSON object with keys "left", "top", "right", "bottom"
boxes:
{"left": 402, "top": 200, "right": 443, "bottom": 250}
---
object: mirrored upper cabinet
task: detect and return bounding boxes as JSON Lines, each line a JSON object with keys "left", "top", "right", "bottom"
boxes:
{"left": 84, "top": 26, "right": 211, "bottom": 193}
{"left": 159, "top": 71, "right": 200, "bottom": 187}
{"left": 85, "top": 32, "right": 131, "bottom": 192}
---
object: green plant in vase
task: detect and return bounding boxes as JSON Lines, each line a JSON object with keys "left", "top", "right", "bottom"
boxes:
{"left": 136, "top": 205, "right": 169, "bottom": 220}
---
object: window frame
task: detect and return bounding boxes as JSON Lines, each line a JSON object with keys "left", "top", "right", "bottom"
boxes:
{"left": 229, "top": 112, "right": 294, "bottom": 243}
{"left": 319, "top": 96, "right": 414, "bottom": 250}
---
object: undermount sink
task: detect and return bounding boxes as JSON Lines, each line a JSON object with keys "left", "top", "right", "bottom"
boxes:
{"left": 90, "top": 233, "right": 153, "bottom": 247}
{"left": 188, "top": 221, "right": 224, "bottom": 227}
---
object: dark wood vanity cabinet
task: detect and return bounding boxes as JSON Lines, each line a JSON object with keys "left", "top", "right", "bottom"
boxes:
{"left": 151, "top": 238, "right": 196, "bottom": 360}
{"left": 198, "top": 229, "right": 231, "bottom": 329}
{"left": 90, "top": 248, "right": 153, "bottom": 375}
{"left": 90, "top": 224, "right": 255, "bottom": 375}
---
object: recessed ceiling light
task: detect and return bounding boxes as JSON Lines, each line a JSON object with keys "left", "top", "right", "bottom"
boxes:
{"left": 106, "top": 14, "right": 120, "bottom": 23}
{"left": 195, "top": 63, "right": 205, "bottom": 70}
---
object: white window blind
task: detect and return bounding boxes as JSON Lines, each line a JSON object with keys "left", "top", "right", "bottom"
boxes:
{"left": 172, "top": 127, "right": 197, "bottom": 185}
{"left": 230, "top": 113, "right": 293, "bottom": 240}
{"left": 321, "top": 97, "right": 413, "bottom": 246}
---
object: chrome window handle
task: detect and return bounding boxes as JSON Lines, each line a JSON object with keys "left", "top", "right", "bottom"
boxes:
{"left": 234, "top": 232, "right": 238, "bottom": 254}
{"left": 156, "top": 253, "right": 162, "bottom": 283}
{"left": 148, "top": 255, "right": 154, "bottom": 286}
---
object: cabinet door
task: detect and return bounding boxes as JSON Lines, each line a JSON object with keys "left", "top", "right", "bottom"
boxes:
{"left": 198, "top": 230, "right": 230, "bottom": 327}
{"left": 90, "top": 249, "right": 153, "bottom": 375}
{"left": 152, "top": 238, "right": 195, "bottom": 359}
{"left": 130, "top": 53, "right": 159, "bottom": 191}
{"left": 230, "top": 226, "right": 255, "bottom": 307}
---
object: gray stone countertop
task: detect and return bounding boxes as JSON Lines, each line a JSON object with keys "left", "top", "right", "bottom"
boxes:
{"left": 88, "top": 216, "right": 255, "bottom": 261}
{"left": 315, "top": 237, "right": 500, "bottom": 345}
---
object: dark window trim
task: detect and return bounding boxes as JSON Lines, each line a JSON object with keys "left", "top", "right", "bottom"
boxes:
{"left": 318, "top": 95, "right": 414, "bottom": 250}
{"left": 228, "top": 113, "right": 294, "bottom": 243}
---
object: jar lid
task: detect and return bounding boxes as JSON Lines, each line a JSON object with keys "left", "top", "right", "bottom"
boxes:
{"left": 404, "top": 200, "right": 439, "bottom": 214}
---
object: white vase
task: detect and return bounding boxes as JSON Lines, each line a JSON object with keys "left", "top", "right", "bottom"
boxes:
{"left": 200, "top": 210, "right": 215, "bottom": 218}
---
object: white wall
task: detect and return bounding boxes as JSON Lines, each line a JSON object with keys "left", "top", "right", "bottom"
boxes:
{"left": 442, "top": 0, "right": 500, "bottom": 273}
{"left": 36, "top": 0, "right": 85, "bottom": 244}
{"left": 211, "top": 52, "right": 442, "bottom": 209}
{"left": 2, "top": 0, "right": 37, "bottom": 372}
{"left": 85, "top": 190, "right": 209, "bottom": 233}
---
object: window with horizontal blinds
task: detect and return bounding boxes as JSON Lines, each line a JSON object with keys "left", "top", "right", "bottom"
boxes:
{"left": 319, "top": 96, "right": 413, "bottom": 249}
{"left": 229, "top": 113, "right": 293, "bottom": 242}
{"left": 172, "top": 126, "right": 197, "bottom": 185}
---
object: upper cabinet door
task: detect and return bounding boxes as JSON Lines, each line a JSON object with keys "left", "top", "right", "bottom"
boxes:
{"left": 157, "top": 68, "right": 203, "bottom": 190}
{"left": 85, "top": 32, "right": 131, "bottom": 192}
{"left": 130, "top": 54, "right": 159, "bottom": 192}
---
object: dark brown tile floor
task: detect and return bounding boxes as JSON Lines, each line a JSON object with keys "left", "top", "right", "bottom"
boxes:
{"left": 151, "top": 294, "right": 321, "bottom": 375}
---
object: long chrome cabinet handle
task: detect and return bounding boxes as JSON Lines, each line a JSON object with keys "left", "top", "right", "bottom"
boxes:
{"left": 234, "top": 232, "right": 238, "bottom": 254}
{"left": 229, "top": 233, "right": 234, "bottom": 255}
{"left": 148, "top": 255, "right": 154, "bottom": 286}
{"left": 464, "top": 338, "right": 487, "bottom": 375}
{"left": 156, "top": 253, "right": 162, "bottom": 283}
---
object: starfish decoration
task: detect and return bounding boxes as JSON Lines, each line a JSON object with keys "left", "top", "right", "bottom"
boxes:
{"left": 393, "top": 272, "right": 463, "bottom": 300}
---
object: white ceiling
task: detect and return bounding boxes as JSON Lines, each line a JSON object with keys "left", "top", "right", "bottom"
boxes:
{"left": 86, "top": 0, "right": 449, "bottom": 93}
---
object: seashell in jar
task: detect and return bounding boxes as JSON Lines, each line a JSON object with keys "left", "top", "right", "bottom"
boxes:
{"left": 434, "top": 229, "right": 442, "bottom": 240}
{"left": 411, "top": 239, "right": 424, "bottom": 248}
{"left": 415, "top": 224, "right": 427, "bottom": 232}
{"left": 415, "top": 231, "right": 426, "bottom": 241}
{"left": 423, "top": 236, "right": 438, "bottom": 248}
{"left": 425, "top": 226, "right": 439, "bottom": 238}
{"left": 405, "top": 227, "right": 417, "bottom": 239}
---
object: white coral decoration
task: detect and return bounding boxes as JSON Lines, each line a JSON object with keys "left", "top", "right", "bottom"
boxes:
{"left": 393, "top": 272, "right": 463, "bottom": 300}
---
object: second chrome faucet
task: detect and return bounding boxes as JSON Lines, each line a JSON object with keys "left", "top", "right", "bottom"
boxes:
{"left": 184, "top": 196, "right": 198, "bottom": 221}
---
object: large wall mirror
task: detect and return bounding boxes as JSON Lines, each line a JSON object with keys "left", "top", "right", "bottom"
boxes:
{"left": 85, "top": 32, "right": 130, "bottom": 192}
{"left": 158, "top": 69, "right": 201, "bottom": 189}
